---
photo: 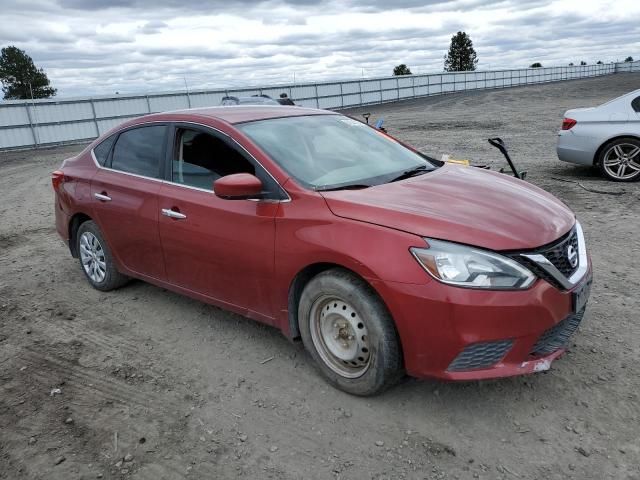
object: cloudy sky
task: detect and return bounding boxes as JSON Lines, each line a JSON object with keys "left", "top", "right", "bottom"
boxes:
{"left": 1, "top": 0, "right": 639, "bottom": 97}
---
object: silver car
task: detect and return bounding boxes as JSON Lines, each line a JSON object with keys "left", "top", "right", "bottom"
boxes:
{"left": 557, "top": 89, "right": 640, "bottom": 181}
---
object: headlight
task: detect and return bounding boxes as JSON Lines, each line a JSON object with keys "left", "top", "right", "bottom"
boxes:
{"left": 410, "top": 239, "right": 535, "bottom": 290}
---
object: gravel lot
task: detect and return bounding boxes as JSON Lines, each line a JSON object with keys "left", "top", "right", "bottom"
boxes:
{"left": 1, "top": 73, "right": 639, "bottom": 480}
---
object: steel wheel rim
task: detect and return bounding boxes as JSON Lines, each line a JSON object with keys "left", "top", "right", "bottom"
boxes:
{"left": 309, "top": 295, "right": 371, "bottom": 379}
{"left": 79, "top": 232, "right": 106, "bottom": 283}
{"left": 603, "top": 143, "right": 640, "bottom": 179}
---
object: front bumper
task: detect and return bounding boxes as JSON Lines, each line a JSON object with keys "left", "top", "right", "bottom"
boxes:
{"left": 373, "top": 263, "right": 592, "bottom": 381}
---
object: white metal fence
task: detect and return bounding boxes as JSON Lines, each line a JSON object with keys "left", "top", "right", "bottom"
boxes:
{"left": 1, "top": 61, "right": 638, "bottom": 150}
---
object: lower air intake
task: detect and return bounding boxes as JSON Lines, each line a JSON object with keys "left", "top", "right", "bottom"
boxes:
{"left": 447, "top": 339, "right": 513, "bottom": 372}
{"left": 531, "top": 309, "right": 585, "bottom": 357}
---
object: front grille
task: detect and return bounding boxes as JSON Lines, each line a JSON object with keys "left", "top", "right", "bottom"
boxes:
{"left": 518, "top": 258, "right": 565, "bottom": 290}
{"left": 447, "top": 339, "right": 513, "bottom": 372}
{"left": 542, "top": 229, "right": 579, "bottom": 278}
{"left": 530, "top": 309, "right": 585, "bottom": 357}
{"left": 508, "top": 227, "right": 580, "bottom": 290}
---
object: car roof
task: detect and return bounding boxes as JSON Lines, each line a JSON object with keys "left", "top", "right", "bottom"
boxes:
{"left": 165, "top": 105, "right": 335, "bottom": 124}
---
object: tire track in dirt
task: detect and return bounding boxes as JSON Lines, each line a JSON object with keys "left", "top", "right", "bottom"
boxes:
{"left": 43, "top": 320, "right": 142, "bottom": 359}
{"left": 3, "top": 284, "right": 145, "bottom": 360}
{"left": 20, "top": 349, "right": 183, "bottom": 414}
{"left": 3, "top": 312, "right": 142, "bottom": 362}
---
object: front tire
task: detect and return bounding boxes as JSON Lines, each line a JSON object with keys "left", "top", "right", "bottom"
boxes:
{"left": 76, "top": 221, "right": 128, "bottom": 291}
{"left": 597, "top": 137, "right": 640, "bottom": 182}
{"left": 298, "top": 269, "right": 403, "bottom": 396}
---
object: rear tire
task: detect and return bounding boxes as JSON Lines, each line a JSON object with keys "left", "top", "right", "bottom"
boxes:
{"left": 298, "top": 268, "right": 403, "bottom": 396}
{"left": 76, "top": 221, "right": 129, "bottom": 291}
{"left": 597, "top": 137, "right": 640, "bottom": 182}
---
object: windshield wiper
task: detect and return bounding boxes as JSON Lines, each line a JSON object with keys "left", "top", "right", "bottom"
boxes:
{"left": 388, "top": 164, "right": 430, "bottom": 183}
{"left": 316, "top": 184, "right": 371, "bottom": 192}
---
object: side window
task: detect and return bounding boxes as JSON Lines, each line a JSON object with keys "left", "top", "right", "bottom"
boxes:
{"left": 172, "top": 128, "right": 256, "bottom": 190}
{"left": 93, "top": 135, "right": 116, "bottom": 166}
{"left": 632, "top": 96, "right": 640, "bottom": 113}
{"left": 111, "top": 125, "right": 167, "bottom": 178}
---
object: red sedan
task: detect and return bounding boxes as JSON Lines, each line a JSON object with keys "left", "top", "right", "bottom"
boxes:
{"left": 52, "top": 106, "right": 592, "bottom": 395}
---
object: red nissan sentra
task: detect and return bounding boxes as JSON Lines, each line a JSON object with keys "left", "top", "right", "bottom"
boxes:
{"left": 52, "top": 106, "right": 592, "bottom": 395}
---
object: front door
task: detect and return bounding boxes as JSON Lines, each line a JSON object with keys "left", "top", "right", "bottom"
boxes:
{"left": 158, "top": 125, "right": 285, "bottom": 321}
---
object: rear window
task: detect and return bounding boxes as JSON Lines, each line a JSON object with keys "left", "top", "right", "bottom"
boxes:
{"left": 111, "top": 126, "right": 167, "bottom": 178}
{"left": 93, "top": 135, "right": 116, "bottom": 166}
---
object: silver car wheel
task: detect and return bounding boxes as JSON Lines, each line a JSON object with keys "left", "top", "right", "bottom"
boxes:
{"left": 79, "top": 231, "right": 107, "bottom": 283}
{"left": 603, "top": 143, "right": 640, "bottom": 180}
{"left": 309, "top": 295, "right": 371, "bottom": 379}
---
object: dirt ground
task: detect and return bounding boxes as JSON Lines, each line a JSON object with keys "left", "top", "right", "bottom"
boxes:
{"left": 1, "top": 73, "right": 639, "bottom": 480}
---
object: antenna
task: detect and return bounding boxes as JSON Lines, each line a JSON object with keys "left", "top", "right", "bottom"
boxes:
{"left": 28, "top": 82, "right": 41, "bottom": 148}
{"left": 183, "top": 76, "right": 192, "bottom": 108}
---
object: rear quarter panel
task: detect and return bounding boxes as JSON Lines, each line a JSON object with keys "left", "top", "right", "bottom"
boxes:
{"left": 57, "top": 152, "right": 97, "bottom": 212}
{"left": 55, "top": 151, "right": 98, "bottom": 241}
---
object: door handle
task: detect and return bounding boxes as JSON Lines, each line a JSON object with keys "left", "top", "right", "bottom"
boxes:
{"left": 161, "top": 208, "right": 187, "bottom": 220}
{"left": 94, "top": 192, "right": 111, "bottom": 202}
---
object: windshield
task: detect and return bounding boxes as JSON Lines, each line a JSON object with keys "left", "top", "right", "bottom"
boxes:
{"left": 238, "top": 114, "right": 436, "bottom": 190}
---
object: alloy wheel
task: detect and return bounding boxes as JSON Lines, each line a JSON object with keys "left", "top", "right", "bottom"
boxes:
{"left": 79, "top": 231, "right": 106, "bottom": 283}
{"left": 602, "top": 143, "right": 640, "bottom": 180}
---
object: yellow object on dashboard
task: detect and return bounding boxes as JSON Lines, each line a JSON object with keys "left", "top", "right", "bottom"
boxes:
{"left": 440, "top": 154, "right": 470, "bottom": 165}
{"left": 447, "top": 159, "right": 470, "bottom": 165}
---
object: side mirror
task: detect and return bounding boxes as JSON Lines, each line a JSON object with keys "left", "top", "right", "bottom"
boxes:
{"left": 214, "top": 173, "right": 263, "bottom": 200}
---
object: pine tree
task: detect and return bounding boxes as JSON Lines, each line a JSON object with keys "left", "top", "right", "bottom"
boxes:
{"left": 0, "top": 46, "right": 56, "bottom": 100}
{"left": 444, "top": 32, "right": 478, "bottom": 72}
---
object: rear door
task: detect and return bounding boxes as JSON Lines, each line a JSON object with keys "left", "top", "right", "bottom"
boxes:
{"left": 157, "top": 124, "right": 284, "bottom": 321}
{"left": 90, "top": 124, "right": 169, "bottom": 280}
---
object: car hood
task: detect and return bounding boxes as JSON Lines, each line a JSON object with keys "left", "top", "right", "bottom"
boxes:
{"left": 320, "top": 164, "right": 575, "bottom": 251}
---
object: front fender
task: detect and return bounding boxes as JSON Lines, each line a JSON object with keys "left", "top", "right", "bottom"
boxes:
{"left": 272, "top": 193, "right": 432, "bottom": 333}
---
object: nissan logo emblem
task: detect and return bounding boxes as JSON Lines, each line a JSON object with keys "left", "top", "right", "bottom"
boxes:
{"left": 567, "top": 245, "right": 578, "bottom": 268}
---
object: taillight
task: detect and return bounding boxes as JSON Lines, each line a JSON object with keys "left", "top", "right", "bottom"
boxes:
{"left": 51, "top": 170, "right": 65, "bottom": 191}
{"left": 561, "top": 118, "right": 577, "bottom": 130}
